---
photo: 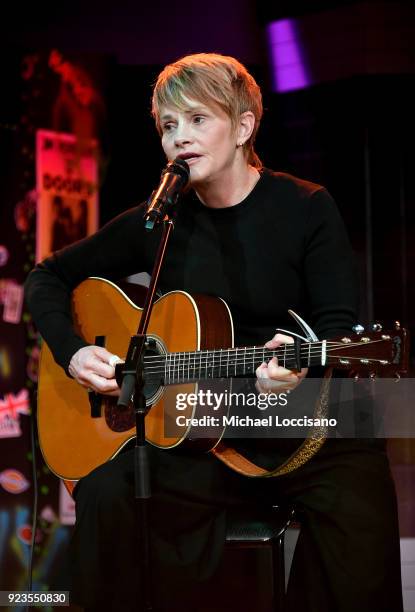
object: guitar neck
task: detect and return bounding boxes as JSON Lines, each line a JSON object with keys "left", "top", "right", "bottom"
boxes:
{"left": 144, "top": 342, "right": 326, "bottom": 384}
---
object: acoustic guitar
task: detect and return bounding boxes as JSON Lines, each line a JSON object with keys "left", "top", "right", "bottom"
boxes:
{"left": 37, "top": 277, "right": 408, "bottom": 480}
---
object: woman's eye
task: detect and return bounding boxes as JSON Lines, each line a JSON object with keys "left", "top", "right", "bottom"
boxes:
{"left": 193, "top": 115, "right": 205, "bottom": 124}
{"left": 163, "top": 123, "right": 175, "bottom": 132}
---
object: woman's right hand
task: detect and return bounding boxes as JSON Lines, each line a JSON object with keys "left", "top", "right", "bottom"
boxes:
{"left": 68, "top": 345, "right": 123, "bottom": 396}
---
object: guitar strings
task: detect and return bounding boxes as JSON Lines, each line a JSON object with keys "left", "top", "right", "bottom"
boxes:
{"left": 141, "top": 339, "right": 390, "bottom": 377}
{"left": 142, "top": 339, "right": 387, "bottom": 362}
{"left": 142, "top": 340, "right": 388, "bottom": 369}
{"left": 144, "top": 346, "right": 325, "bottom": 371}
{"left": 142, "top": 341, "right": 374, "bottom": 363}
{"left": 142, "top": 338, "right": 387, "bottom": 363}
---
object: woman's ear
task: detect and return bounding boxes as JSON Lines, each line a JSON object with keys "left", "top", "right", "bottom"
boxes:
{"left": 237, "top": 111, "right": 256, "bottom": 146}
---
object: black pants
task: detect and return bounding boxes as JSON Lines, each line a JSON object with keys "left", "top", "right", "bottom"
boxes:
{"left": 65, "top": 439, "right": 403, "bottom": 612}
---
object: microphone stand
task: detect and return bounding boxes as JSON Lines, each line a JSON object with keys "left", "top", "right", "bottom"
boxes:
{"left": 115, "top": 214, "right": 176, "bottom": 612}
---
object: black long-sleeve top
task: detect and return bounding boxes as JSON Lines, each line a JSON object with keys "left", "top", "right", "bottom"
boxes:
{"left": 25, "top": 169, "right": 359, "bottom": 374}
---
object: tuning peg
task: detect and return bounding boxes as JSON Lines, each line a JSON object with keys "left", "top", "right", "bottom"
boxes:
{"left": 395, "top": 321, "right": 401, "bottom": 330}
{"left": 352, "top": 324, "right": 365, "bottom": 334}
{"left": 371, "top": 323, "right": 382, "bottom": 332}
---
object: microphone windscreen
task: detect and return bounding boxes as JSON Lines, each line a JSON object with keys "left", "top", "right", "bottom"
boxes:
{"left": 164, "top": 158, "right": 190, "bottom": 181}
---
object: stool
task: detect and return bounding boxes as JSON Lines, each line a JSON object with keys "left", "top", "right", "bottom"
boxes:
{"left": 225, "top": 505, "right": 297, "bottom": 612}
{"left": 63, "top": 480, "right": 297, "bottom": 611}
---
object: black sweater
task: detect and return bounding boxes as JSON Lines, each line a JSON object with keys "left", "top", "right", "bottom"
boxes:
{"left": 25, "top": 169, "right": 359, "bottom": 373}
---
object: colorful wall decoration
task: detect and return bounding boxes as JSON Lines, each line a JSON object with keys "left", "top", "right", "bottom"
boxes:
{"left": 36, "top": 129, "right": 98, "bottom": 262}
{"left": 0, "top": 48, "right": 105, "bottom": 603}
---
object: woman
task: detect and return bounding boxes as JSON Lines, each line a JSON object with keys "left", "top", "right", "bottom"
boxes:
{"left": 25, "top": 53, "right": 402, "bottom": 611}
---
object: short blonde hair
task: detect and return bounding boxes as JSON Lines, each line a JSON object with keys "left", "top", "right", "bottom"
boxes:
{"left": 151, "top": 53, "right": 263, "bottom": 169}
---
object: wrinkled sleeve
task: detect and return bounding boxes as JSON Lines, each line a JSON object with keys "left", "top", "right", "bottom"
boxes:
{"left": 25, "top": 205, "right": 148, "bottom": 373}
{"left": 303, "top": 188, "right": 359, "bottom": 340}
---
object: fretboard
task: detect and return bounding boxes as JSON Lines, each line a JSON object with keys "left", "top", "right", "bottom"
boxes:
{"left": 143, "top": 342, "right": 327, "bottom": 384}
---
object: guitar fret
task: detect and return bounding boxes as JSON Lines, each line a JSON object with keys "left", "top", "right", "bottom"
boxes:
{"left": 160, "top": 343, "right": 322, "bottom": 382}
{"left": 143, "top": 335, "right": 399, "bottom": 385}
{"left": 161, "top": 339, "right": 393, "bottom": 382}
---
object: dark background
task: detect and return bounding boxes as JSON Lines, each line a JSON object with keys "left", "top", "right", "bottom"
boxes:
{"left": 2, "top": 0, "right": 414, "bottom": 327}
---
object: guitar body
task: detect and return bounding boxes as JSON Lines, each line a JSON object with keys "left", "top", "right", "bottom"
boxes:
{"left": 37, "top": 277, "right": 409, "bottom": 482}
{"left": 37, "top": 278, "right": 233, "bottom": 480}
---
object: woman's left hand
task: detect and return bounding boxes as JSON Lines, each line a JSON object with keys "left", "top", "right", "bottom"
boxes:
{"left": 255, "top": 333, "right": 308, "bottom": 393}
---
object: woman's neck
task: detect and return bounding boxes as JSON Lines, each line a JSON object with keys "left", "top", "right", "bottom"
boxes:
{"left": 194, "top": 164, "right": 260, "bottom": 209}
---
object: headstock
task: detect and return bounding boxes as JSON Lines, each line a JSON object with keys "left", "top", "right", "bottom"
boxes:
{"left": 327, "top": 322, "right": 409, "bottom": 378}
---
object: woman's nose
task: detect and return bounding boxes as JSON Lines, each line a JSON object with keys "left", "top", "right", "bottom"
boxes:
{"left": 174, "top": 124, "right": 192, "bottom": 147}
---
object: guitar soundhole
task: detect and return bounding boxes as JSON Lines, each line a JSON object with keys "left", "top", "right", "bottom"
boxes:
{"left": 104, "top": 398, "right": 135, "bottom": 432}
{"left": 103, "top": 338, "right": 165, "bottom": 433}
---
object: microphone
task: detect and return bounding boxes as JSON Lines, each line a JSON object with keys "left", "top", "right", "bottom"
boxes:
{"left": 143, "top": 158, "right": 190, "bottom": 231}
